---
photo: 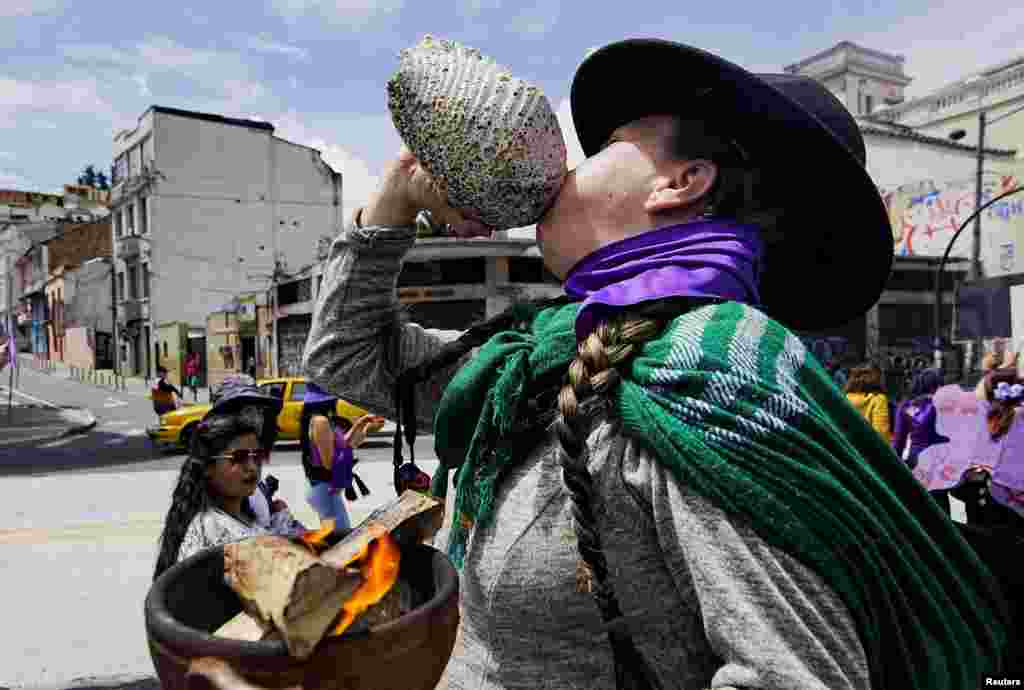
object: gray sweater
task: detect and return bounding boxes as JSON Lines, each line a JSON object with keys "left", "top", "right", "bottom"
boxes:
{"left": 303, "top": 223, "right": 871, "bottom": 690}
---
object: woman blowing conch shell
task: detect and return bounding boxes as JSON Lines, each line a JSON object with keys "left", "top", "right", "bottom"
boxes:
{"left": 306, "top": 36, "right": 1010, "bottom": 690}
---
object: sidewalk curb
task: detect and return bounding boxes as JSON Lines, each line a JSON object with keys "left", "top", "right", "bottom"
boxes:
{"left": 0, "top": 407, "right": 97, "bottom": 448}
{"left": 60, "top": 408, "right": 97, "bottom": 438}
{"left": 22, "top": 674, "right": 160, "bottom": 690}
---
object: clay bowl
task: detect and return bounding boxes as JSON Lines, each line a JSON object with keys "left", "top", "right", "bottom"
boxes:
{"left": 145, "top": 542, "right": 459, "bottom": 690}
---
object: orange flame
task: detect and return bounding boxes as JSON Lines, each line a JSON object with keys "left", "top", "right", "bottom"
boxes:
{"left": 328, "top": 533, "right": 401, "bottom": 637}
{"left": 299, "top": 519, "right": 336, "bottom": 552}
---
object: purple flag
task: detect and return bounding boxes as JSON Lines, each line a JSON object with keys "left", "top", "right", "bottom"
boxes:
{"left": 912, "top": 385, "right": 992, "bottom": 491}
{"left": 913, "top": 385, "right": 1024, "bottom": 518}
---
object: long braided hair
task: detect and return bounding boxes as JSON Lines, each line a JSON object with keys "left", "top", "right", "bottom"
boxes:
{"left": 153, "top": 413, "right": 263, "bottom": 581}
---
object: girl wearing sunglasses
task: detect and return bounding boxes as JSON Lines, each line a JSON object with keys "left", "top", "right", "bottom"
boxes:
{"left": 154, "top": 402, "right": 305, "bottom": 580}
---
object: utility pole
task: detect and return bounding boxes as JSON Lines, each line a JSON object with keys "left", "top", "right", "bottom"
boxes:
{"left": 110, "top": 257, "right": 118, "bottom": 376}
{"left": 271, "top": 258, "right": 280, "bottom": 378}
{"left": 6, "top": 251, "right": 14, "bottom": 420}
{"left": 965, "top": 111, "right": 987, "bottom": 378}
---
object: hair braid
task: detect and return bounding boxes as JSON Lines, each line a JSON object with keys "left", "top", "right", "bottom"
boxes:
{"left": 154, "top": 456, "right": 213, "bottom": 581}
{"left": 555, "top": 310, "right": 667, "bottom": 690}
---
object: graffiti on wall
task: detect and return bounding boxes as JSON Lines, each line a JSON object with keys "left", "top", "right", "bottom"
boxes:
{"left": 882, "top": 174, "right": 1022, "bottom": 260}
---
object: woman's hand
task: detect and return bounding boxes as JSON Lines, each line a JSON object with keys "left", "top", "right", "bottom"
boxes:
{"left": 344, "top": 414, "right": 386, "bottom": 449}
{"left": 362, "top": 146, "right": 493, "bottom": 238}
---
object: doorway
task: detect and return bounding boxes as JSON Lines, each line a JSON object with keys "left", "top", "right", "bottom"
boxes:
{"left": 241, "top": 335, "right": 256, "bottom": 379}
{"left": 188, "top": 336, "right": 208, "bottom": 387}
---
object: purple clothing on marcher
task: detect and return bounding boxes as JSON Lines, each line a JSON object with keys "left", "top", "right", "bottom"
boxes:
{"left": 310, "top": 425, "right": 355, "bottom": 494}
{"left": 563, "top": 220, "right": 763, "bottom": 343}
{"left": 892, "top": 397, "right": 948, "bottom": 463}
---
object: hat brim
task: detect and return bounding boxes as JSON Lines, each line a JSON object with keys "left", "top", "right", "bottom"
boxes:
{"left": 570, "top": 39, "right": 893, "bottom": 332}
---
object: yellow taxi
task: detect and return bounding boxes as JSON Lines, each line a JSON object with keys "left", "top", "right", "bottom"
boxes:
{"left": 146, "top": 377, "right": 385, "bottom": 452}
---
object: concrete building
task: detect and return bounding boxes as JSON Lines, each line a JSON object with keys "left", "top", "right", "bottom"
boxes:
{"left": 0, "top": 187, "right": 108, "bottom": 225}
{"left": 108, "top": 105, "right": 343, "bottom": 379}
{"left": 784, "top": 42, "right": 1024, "bottom": 371}
{"left": 266, "top": 233, "right": 561, "bottom": 377}
{"left": 784, "top": 41, "right": 913, "bottom": 117}
{"left": 46, "top": 257, "right": 116, "bottom": 369}
{"left": 875, "top": 54, "right": 1024, "bottom": 155}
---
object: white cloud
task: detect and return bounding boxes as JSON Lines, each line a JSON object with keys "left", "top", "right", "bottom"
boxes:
{"left": 62, "top": 36, "right": 273, "bottom": 121}
{"left": 271, "top": 112, "right": 383, "bottom": 212}
{"left": 269, "top": 0, "right": 404, "bottom": 28}
{"left": 0, "top": 76, "right": 113, "bottom": 129}
{"left": 554, "top": 98, "right": 585, "bottom": 170}
{"left": 0, "top": 170, "right": 38, "bottom": 189}
{"left": 244, "top": 33, "right": 310, "bottom": 61}
{"left": 511, "top": 0, "right": 560, "bottom": 37}
{"left": 132, "top": 74, "right": 151, "bottom": 97}
{"left": 457, "top": 0, "right": 501, "bottom": 17}
{"left": 0, "top": 0, "right": 62, "bottom": 17}
{"left": 856, "top": 3, "right": 1024, "bottom": 98}
{"left": 289, "top": 76, "right": 300, "bottom": 89}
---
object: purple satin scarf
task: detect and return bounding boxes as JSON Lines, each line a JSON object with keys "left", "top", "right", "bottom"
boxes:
{"left": 563, "top": 220, "right": 764, "bottom": 343}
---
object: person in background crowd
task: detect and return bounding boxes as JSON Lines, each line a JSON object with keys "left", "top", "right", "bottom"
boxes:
{"left": 825, "top": 357, "right": 847, "bottom": 389}
{"left": 955, "top": 368, "right": 1024, "bottom": 529}
{"left": 184, "top": 351, "right": 201, "bottom": 402}
{"left": 153, "top": 381, "right": 304, "bottom": 580}
{"left": 246, "top": 356, "right": 257, "bottom": 380}
{"left": 893, "top": 368, "right": 951, "bottom": 514}
{"left": 298, "top": 383, "right": 379, "bottom": 532}
{"left": 845, "top": 363, "right": 892, "bottom": 442}
{"left": 152, "top": 365, "right": 183, "bottom": 416}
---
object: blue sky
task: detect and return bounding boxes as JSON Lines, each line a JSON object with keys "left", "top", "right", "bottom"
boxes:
{"left": 2, "top": 0, "right": 1023, "bottom": 214}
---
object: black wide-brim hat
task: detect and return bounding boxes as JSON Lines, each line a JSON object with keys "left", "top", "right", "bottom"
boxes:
{"left": 570, "top": 39, "right": 893, "bottom": 332}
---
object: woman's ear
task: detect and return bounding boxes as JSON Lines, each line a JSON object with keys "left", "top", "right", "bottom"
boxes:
{"left": 643, "top": 159, "right": 718, "bottom": 214}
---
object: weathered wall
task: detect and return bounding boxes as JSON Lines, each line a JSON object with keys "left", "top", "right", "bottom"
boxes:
{"left": 868, "top": 132, "right": 1024, "bottom": 276}
{"left": 205, "top": 310, "right": 241, "bottom": 387}
{"left": 138, "top": 112, "right": 340, "bottom": 332}
{"left": 157, "top": 322, "right": 188, "bottom": 386}
{"left": 63, "top": 326, "right": 96, "bottom": 369}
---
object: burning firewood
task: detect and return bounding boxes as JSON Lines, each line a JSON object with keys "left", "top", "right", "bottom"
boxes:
{"left": 222, "top": 536, "right": 363, "bottom": 660}
{"left": 214, "top": 491, "right": 444, "bottom": 656}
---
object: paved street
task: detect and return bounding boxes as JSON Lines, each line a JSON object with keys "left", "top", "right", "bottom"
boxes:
{"left": 0, "top": 365, "right": 443, "bottom": 689}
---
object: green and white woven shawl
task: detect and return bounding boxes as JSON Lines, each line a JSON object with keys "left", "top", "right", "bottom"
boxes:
{"left": 433, "top": 300, "right": 1009, "bottom": 690}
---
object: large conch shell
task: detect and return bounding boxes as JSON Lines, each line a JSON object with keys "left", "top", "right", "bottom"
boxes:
{"left": 387, "top": 35, "right": 567, "bottom": 231}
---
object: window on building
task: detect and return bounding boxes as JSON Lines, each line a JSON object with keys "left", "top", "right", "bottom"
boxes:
{"left": 127, "top": 264, "right": 138, "bottom": 300}
{"left": 508, "top": 257, "right": 561, "bottom": 284}
{"left": 113, "top": 156, "right": 127, "bottom": 186}
{"left": 865, "top": 95, "right": 874, "bottom": 114}
{"left": 126, "top": 204, "right": 135, "bottom": 235}
{"left": 113, "top": 213, "right": 122, "bottom": 238}
{"left": 398, "top": 258, "right": 486, "bottom": 287}
{"left": 117, "top": 272, "right": 125, "bottom": 301}
{"left": 277, "top": 278, "right": 312, "bottom": 306}
{"left": 139, "top": 196, "right": 148, "bottom": 234}
{"left": 142, "top": 263, "right": 150, "bottom": 299}
{"left": 163, "top": 342, "right": 168, "bottom": 358}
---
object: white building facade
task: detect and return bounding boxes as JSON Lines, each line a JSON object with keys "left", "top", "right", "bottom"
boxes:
{"left": 109, "top": 106, "right": 342, "bottom": 378}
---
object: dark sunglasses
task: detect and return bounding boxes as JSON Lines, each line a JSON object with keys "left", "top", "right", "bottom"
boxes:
{"left": 218, "top": 448, "right": 271, "bottom": 465}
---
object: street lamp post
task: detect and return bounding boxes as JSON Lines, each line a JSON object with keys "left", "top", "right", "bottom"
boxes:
{"left": 934, "top": 186, "right": 1024, "bottom": 371}
{"left": 946, "top": 97, "right": 1024, "bottom": 374}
